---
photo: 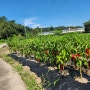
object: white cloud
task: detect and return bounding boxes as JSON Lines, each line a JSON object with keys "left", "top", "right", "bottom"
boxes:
{"left": 23, "top": 18, "right": 36, "bottom": 26}
{"left": 23, "top": 17, "right": 41, "bottom": 28}
{"left": 32, "top": 24, "right": 41, "bottom": 29}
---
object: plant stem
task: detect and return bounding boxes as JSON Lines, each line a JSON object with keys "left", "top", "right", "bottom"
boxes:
{"left": 80, "top": 66, "right": 82, "bottom": 78}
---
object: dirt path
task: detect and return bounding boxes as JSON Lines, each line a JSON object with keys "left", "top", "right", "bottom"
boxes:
{"left": 0, "top": 58, "right": 26, "bottom": 90}
{"left": 0, "top": 43, "right": 26, "bottom": 90}
{"left": 0, "top": 43, "right": 7, "bottom": 48}
{"left": 0, "top": 43, "right": 9, "bottom": 55}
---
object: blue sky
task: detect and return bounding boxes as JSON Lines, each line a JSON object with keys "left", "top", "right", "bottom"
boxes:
{"left": 0, "top": 0, "right": 90, "bottom": 28}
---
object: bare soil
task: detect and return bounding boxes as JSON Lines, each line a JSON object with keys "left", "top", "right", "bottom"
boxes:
{"left": 75, "top": 77, "right": 89, "bottom": 83}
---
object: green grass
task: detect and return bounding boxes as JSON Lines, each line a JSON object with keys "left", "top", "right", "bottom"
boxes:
{"left": 0, "top": 39, "right": 6, "bottom": 44}
{"left": 0, "top": 54, "right": 43, "bottom": 90}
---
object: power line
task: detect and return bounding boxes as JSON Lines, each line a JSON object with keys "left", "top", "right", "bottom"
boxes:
{"left": 47, "top": 0, "right": 57, "bottom": 17}
{"left": 45, "top": 0, "right": 67, "bottom": 27}
{"left": 45, "top": 0, "right": 58, "bottom": 26}
{"left": 47, "top": 0, "right": 67, "bottom": 18}
{"left": 53, "top": 0, "right": 67, "bottom": 16}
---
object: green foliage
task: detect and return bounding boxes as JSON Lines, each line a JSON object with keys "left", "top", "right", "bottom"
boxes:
{"left": 1, "top": 33, "right": 90, "bottom": 88}
{"left": 0, "top": 16, "right": 34, "bottom": 39}
{"left": 53, "top": 29, "right": 62, "bottom": 35}
{"left": 7, "top": 33, "right": 90, "bottom": 78}
{"left": 0, "top": 39, "right": 5, "bottom": 44}
{"left": 84, "top": 20, "right": 90, "bottom": 33}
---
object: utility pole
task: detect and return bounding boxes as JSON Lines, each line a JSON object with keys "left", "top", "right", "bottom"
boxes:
{"left": 24, "top": 26, "right": 27, "bottom": 38}
{"left": 41, "top": 27, "right": 42, "bottom": 35}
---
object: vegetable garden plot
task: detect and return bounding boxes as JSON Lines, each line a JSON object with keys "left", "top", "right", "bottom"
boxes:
{"left": 7, "top": 33, "right": 90, "bottom": 89}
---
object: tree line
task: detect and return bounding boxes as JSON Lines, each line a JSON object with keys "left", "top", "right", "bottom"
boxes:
{"left": 0, "top": 16, "right": 89, "bottom": 39}
{"left": 0, "top": 16, "right": 26, "bottom": 39}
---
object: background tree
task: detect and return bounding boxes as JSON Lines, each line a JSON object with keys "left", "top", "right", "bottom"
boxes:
{"left": 84, "top": 20, "right": 90, "bottom": 33}
{"left": 53, "top": 29, "right": 62, "bottom": 35}
{"left": 0, "top": 16, "right": 32, "bottom": 39}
